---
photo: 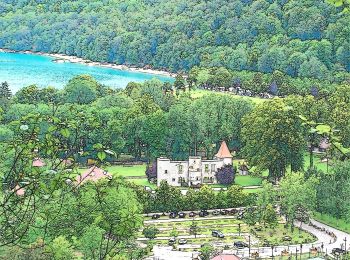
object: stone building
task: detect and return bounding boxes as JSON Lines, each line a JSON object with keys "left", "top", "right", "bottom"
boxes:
{"left": 156, "top": 141, "right": 233, "bottom": 187}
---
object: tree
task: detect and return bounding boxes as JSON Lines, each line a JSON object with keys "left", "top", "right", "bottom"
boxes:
{"left": 15, "top": 84, "right": 41, "bottom": 104}
{"left": 154, "top": 181, "right": 183, "bottom": 213}
{"left": 79, "top": 224, "right": 105, "bottom": 260}
{"left": 0, "top": 82, "right": 12, "bottom": 99}
{"left": 47, "top": 236, "right": 74, "bottom": 260}
{"left": 174, "top": 74, "right": 186, "bottom": 91}
{"left": 317, "top": 161, "right": 350, "bottom": 220}
{"left": 261, "top": 204, "right": 278, "bottom": 228}
{"left": 197, "top": 185, "right": 216, "bottom": 210}
{"left": 298, "top": 57, "right": 329, "bottom": 80}
{"left": 226, "top": 185, "right": 247, "bottom": 208}
{"left": 242, "top": 99, "right": 306, "bottom": 182}
{"left": 279, "top": 172, "right": 318, "bottom": 230}
{"left": 216, "top": 165, "right": 235, "bottom": 185}
{"left": 145, "top": 161, "right": 157, "bottom": 181}
{"left": 142, "top": 226, "right": 159, "bottom": 240}
{"left": 63, "top": 75, "right": 98, "bottom": 104}
{"left": 170, "top": 227, "right": 179, "bottom": 239}
{"left": 199, "top": 243, "right": 215, "bottom": 260}
{"left": 189, "top": 220, "right": 200, "bottom": 238}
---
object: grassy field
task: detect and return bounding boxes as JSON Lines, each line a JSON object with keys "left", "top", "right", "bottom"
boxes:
{"left": 235, "top": 175, "right": 262, "bottom": 186}
{"left": 105, "top": 164, "right": 146, "bottom": 177}
{"left": 313, "top": 212, "right": 350, "bottom": 233}
{"left": 127, "top": 178, "right": 157, "bottom": 189}
{"left": 190, "top": 89, "right": 265, "bottom": 104}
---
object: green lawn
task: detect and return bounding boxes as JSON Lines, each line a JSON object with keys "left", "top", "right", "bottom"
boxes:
{"left": 190, "top": 89, "right": 265, "bottom": 104}
{"left": 243, "top": 187, "right": 263, "bottom": 194}
{"left": 128, "top": 178, "right": 157, "bottom": 189}
{"left": 313, "top": 212, "right": 350, "bottom": 233}
{"left": 105, "top": 164, "right": 146, "bottom": 177}
{"left": 304, "top": 154, "right": 330, "bottom": 173}
{"left": 235, "top": 175, "right": 262, "bottom": 187}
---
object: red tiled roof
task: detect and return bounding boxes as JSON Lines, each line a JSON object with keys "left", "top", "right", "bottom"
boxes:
{"left": 14, "top": 185, "right": 25, "bottom": 196}
{"left": 211, "top": 255, "right": 240, "bottom": 260}
{"left": 215, "top": 141, "right": 233, "bottom": 158}
{"left": 76, "top": 166, "right": 112, "bottom": 185}
{"left": 33, "top": 158, "right": 45, "bottom": 167}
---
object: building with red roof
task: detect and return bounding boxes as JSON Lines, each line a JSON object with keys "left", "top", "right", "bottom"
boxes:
{"left": 211, "top": 254, "right": 241, "bottom": 260}
{"left": 32, "top": 158, "right": 45, "bottom": 167}
{"left": 76, "top": 166, "right": 112, "bottom": 186}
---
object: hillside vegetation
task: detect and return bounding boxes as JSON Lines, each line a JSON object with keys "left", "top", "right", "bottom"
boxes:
{"left": 0, "top": 0, "right": 349, "bottom": 81}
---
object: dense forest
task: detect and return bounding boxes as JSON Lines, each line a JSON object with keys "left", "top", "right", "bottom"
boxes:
{"left": 0, "top": 0, "right": 349, "bottom": 82}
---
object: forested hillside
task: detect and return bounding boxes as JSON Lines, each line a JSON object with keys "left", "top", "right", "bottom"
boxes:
{"left": 0, "top": 0, "right": 349, "bottom": 80}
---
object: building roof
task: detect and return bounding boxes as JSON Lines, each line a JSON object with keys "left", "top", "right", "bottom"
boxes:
{"left": 76, "top": 166, "right": 112, "bottom": 185}
{"left": 215, "top": 141, "right": 233, "bottom": 158}
{"left": 319, "top": 139, "right": 330, "bottom": 150}
{"left": 33, "top": 158, "right": 45, "bottom": 167}
{"left": 211, "top": 254, "right": 241, "bottom": 260}
{"left": 14, "top": 185, "right": 25, "bottom": 196}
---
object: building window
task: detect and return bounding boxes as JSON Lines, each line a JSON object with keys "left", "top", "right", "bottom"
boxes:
{"left": 211, "top": 164, "right": 216, "bottom": 172}
{"left": 178, "top": 165, "right": 183, "bottom": 174}
{"left": 165, "top": 170, "right": 168, "bottom": 174}
{"left": 205, "top": 164, "right": 209, "bottom": 172}
{"left": 196, "top": 177, "right": 199, "bottom": 181}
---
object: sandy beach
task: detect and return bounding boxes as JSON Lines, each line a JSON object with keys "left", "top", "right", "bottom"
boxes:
{"left": 0, "top": 48, "right": 175, "bottom": 78}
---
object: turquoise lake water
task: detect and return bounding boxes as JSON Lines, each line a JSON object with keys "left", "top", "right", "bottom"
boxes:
{"left": 0, "top": 52, "right": 173, "bottom": 92}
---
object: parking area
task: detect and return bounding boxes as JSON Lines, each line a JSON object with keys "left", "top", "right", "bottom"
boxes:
{"left": 139, "top": 210, "right": 316, "bottom": 249}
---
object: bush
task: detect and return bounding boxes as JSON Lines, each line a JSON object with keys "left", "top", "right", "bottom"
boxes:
{"left": 145, "top": 161, "right": 157, "bottom": 181}
{"left": 215, "top": 164, "right": 235, "bottom": 185}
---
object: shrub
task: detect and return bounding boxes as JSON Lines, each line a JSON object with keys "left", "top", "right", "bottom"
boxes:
{"left": 146, "top": 161, "right": 157, "bottom": 181}
{"left": 216, "top": 164, "right": 235, "bottom": 185}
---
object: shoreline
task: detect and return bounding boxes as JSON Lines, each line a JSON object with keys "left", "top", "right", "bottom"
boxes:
{"left": 0, "top": 48, "right": 175, "bottom": 78}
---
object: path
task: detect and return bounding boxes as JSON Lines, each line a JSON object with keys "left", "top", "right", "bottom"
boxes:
{"left": 223, "top": 219, "right": 350, "bottom": 258}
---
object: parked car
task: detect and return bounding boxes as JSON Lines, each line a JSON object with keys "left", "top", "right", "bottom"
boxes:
{"left": 234, "top": 241, "right": 248, "bottom": 248}
{"left": 189, "top": 211, "right": 196, "bottom": 217}
{"left": 282, "top": 236, "right": 292, "bottom": 242}
{"left": 220, "top": 209, "right": 228, "bottom": 215}
{"left": 199, "top": 210, "right": 209, "bottom": 217}
{"left": 168, "top": 238, "right": 176, "bottom": 245}
{"left": 229, "top": 209, "right": 237, "bottom": 215}
{"left": 152, "top": 214, "right": 160, "bottom": 219}
{"left": 212, "top": 230, "right": 225, "bottom": 238}
{"left": 332, "top": 248, "right": 346, "bottom": 255}
{"left": 178, "top": 212, "right": 186, "bottom": 218}
{"left": 169, "top": 212, "right": 177, "bottom": 218}
{"left": 237, "top": 211, "right": 244, "bottom": 220}
{"left": 178, "top": 239, "right": 187, "bottom": 245}
{"left": 212, "top": 210, "right": 220, "bottom": 216}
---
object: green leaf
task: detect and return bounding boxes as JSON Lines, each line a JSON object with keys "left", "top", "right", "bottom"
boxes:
{"left": 60, "top": 128, "right": 70, "bottom": 138}
{"left": 93, "top": 143, "right": 103, "bottom": 149}
{"left": 316, "top": 125, "right": 331, "bottom": 134}
{"left": 97, "top": 151, "right": 106, "bottom": 161}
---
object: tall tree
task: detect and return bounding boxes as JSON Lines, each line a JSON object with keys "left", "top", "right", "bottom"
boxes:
{"left": 242, "top": 99, "right": 306, "bottom": 181}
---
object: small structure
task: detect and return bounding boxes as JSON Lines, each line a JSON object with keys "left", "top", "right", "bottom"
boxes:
{"left": 32, "top": 158, "right": 45, "bottom": 167}
{"left": 157, "top": 141, "right": 233, "bottom": 187}
{"left": 76, "top": 166, "right": 112, "bottom": 186}
{"left": 13, "top": 185, "right": 25, "bottom": 196}
{"left": 238, "top": 162, "right": 249, "bottom": 175}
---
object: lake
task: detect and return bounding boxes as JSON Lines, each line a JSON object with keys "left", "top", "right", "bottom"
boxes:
{"left": 0, "top": 51, "right": 174, "bottom": 92}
